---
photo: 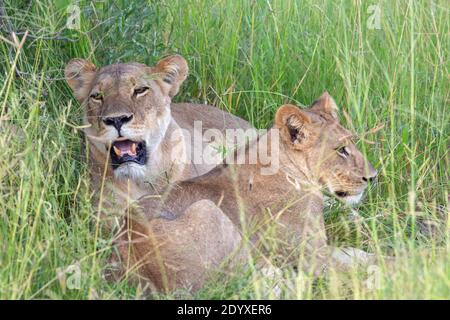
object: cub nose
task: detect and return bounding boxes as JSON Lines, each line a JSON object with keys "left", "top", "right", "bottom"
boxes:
{"left": 102, "top": 114, "right": 133, "bottom": 133}
{"left": 362, "top": 168, "right": 378, "bottom": 183}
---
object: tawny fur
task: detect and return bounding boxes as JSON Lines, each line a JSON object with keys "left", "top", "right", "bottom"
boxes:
{"left": 64, "top": 55, "right": 252, "bottom": 230}
{"left": 116, "top": 93, "right": 380, "bottom": 293}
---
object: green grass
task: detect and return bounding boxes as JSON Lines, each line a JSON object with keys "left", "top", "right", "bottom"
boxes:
{"left": 0, "top": 0, "right": 448, "bottom": 299}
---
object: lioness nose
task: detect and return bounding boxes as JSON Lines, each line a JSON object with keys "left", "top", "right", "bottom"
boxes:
{"left": 103, "top": 114, "right": 133, "bottom": 133}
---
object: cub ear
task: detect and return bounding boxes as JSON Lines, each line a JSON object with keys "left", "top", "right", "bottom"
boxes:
{"left": 311, "top": 91, "right": 338, "bottom": 119}
{"left": 275, "top": 104, "right": 317, "bottom": 149}
{"left": 152, "top": 54, "right": 188, "bottom": 98}
{"left": 64, "top": 59, "right": 97, "bottom": 102}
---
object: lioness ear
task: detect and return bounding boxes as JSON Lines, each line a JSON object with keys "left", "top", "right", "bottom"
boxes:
{"left": 64, "top": 59, "right": 97, "bottom": 102}
{"left": 311, "top": 91, "right": 338, "bottom": 119}
{"left": 152, "top": 54, "right": 188, "bottom": 98}
{"left": 275, "top": 104, "right": 316, "bottom": 149}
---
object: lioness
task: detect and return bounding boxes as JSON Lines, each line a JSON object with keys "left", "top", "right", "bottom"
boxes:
{"left": 64, "top": 55, "right": 251, "bottom": 226}
{"left": 117, "top": 92, "right": 380, "bottom": 293}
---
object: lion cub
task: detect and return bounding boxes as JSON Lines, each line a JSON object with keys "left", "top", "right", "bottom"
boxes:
{"left": 116, "top": 92, "right": 378, "bottom": 293}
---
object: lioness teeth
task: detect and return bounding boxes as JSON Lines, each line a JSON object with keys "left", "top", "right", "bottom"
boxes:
{"left": 113, "top": 146, "right": 121, "bottom": 156}
{"left": 131, "top": 143, "right": 137, "bottom": 155}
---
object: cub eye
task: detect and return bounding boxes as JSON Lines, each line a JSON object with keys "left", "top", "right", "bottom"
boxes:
{"left": 336, "top": 146, "right": 349, "bottom": 157}
{"left": 89, "top": 92, "right": 103, "bottom": 101}
{"left": 134, "top": 86, "right": 149, "bottom": 96}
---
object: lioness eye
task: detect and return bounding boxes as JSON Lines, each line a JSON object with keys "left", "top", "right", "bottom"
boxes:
{"left": 134, "top": 86, "right": 149, "bottom": 96}
{"left": 90, "top": 92, "right": 102, "bottom": 101}
{"left": 336, "top": 146, "right": 349, "bottom": 157}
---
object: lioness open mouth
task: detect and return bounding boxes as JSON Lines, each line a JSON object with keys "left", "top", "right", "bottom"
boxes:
{"left": 110, "top": 139, "right": 147, "bottom": 168}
